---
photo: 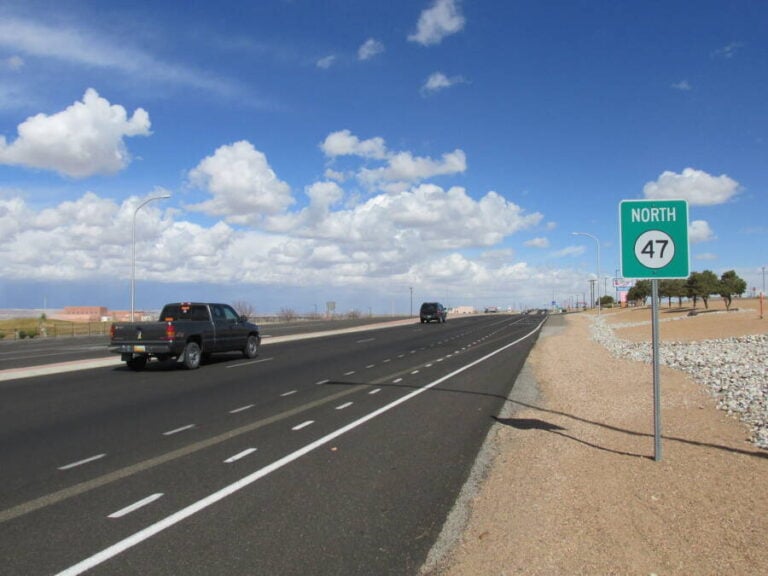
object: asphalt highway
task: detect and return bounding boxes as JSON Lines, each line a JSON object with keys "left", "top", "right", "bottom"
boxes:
{"left": 0, "top": 314, "right": 546, "bottom": 575}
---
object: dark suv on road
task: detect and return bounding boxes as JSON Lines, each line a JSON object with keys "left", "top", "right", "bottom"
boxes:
{"left": 420, "top": 302, "right": 447, "bottom": 323}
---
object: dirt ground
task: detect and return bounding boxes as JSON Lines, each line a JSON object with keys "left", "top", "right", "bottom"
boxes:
{"left": 428, "top": 298, "right": 768, "bottom": 575}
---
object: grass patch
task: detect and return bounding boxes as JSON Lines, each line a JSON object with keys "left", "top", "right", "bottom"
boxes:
{"left": 0, "top": 318, "right": 110, "bottom": 339}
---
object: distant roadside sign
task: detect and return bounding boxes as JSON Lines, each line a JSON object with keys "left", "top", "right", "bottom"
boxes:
{"left": 612, "top": 277, "right": 635, "bottom": 291}
{"left": 619, "top": 200, "right": 689, "bottom": 279}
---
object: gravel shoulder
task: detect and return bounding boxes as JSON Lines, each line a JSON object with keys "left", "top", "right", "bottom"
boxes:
{"left": 426, "top": 299, "right": 768, "bottom": 575}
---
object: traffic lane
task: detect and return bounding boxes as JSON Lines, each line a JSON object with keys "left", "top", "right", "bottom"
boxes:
{"left": 0, "top": 317, "right": 414, "bottom": 371}
{"left": 0, "top": 335, "right": 112, "bottom": 370}
{"left": 0, "top": 316, "right": 499, "bottom": 508}
{"left": 0, "top": 314, "right": 533, "bottom": 504}
{"left": 5, "top": 317, "right": 542, "bottom": 575}
{"left": 258, "top": 315, "right": 412, "bottom": 338}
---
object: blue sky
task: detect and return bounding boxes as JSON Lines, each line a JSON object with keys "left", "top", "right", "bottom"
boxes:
{"left": 0, "top": 0, "right": 766, "bottom": 314}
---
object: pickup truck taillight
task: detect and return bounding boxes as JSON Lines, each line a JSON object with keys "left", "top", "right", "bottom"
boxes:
{"left": 164, "top": 322, "right": 176, "bottom": 341}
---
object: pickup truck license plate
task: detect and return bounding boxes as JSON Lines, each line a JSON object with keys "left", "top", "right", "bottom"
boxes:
{"left": 133, "top": 345, "right": 146, "bottom": 353}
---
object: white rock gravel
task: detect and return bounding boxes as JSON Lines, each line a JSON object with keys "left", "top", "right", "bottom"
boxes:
{"left": 590, "top": 314, "right": 768, "bottom": 448}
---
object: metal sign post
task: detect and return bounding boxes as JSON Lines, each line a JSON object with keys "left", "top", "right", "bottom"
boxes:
{"left": 619, "top": 199, "right": 689, "bottom": 461}
{"left": 651, "top": 279, "right": 662, "bottom": 460}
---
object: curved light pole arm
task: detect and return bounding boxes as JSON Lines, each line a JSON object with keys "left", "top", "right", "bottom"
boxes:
{"left": 131, "top": 195, "right": 171, "bottom": 321}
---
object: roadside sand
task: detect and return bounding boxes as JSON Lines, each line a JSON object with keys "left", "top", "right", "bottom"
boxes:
{"left": 429, "top": 298, "right": 767, "bottom": 575}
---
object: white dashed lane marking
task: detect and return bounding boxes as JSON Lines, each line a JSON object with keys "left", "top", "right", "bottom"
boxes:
{"left": 292, "top": 421, "right": 314, "bottom": 431}
{"left": 108, "top": 493, "right": 164, "bottom": 519}
{"left": 163, "top": 424, "right": 195, "bottom": 436}
{"left": 224, "top": 448, "right": 257, "bottom": 464}
{"left": 58, "top": 454, "right": 106, "bottom": 471}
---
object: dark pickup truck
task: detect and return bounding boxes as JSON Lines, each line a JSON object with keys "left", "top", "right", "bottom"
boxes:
{"left": 109, "top": 302, "right": 261, "bottom": 370}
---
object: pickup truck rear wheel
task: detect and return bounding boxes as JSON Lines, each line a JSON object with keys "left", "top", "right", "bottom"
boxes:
{"left": 182, "top": 341, "right": 202, "bottom": 370}
{"left": 243, "top": 335, "right": 259, "bottom": 359}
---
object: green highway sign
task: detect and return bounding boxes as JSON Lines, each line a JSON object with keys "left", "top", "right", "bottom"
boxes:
{"left": 619, "top": 199, "right": 689, "bottom": 279}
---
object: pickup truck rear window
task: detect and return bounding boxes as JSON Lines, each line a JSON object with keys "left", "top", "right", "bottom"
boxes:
{"left": 160, "top": 304, "right": 209, "bottom": 322}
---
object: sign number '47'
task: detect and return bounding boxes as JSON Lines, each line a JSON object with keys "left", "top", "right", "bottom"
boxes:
{"left": 620, "top": 200, "right": 689, "bottom": 279}
{"left": 635, "top": 230, "right": 674, "bottom": 269}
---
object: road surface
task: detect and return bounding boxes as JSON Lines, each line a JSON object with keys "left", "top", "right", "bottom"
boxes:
{"left": 0, "top": 314, "right": 545, "bottom": 575}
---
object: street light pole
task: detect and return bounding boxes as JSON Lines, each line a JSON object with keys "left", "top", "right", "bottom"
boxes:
{"left": 572, "top": 231, "right": 601, "bottom": 315}
{"left": 131, "top": 194, "right": 171, "bottom": 321}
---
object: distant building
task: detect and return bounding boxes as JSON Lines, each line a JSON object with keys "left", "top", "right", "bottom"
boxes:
{"left": 451, "top": 306, "right": 475, "bottom": 315}
{"left": 110, "top": 310, "right": 155, "bottom": 322}
{"left": 53, "top": 306, "right": 109, "bottom": 323}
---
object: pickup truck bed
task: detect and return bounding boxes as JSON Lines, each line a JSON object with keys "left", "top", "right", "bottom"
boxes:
{"left": 109, "top": 302, "right": 261, "bottom": 370}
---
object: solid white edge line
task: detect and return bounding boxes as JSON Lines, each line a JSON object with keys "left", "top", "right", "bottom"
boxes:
{"left": 107, "top": 494, "right": 164, "bottom": 519}
{"left": 55, "top": 318, "right": 545, "bottom": 576}
{"left": 58, "top": 454, "right": 107, "bottom": 471}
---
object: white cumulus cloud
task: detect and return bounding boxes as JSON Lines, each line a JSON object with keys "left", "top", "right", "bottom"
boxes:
{"left": 689, "top": 219, "right": 716, "bottom": 244}
{"left": 358, "top": 38, "right": 384, "bottom": 61}
{"left": 359, "top": 150, "right": 467, "bottom": 189}
{"left": 187, "top": 141, "right": 294, "bottom": 225}
{"left": 525, "top": 237, "right": 550, "bottom": 248}
{"left": 316, "top": 55, "right": 336, "bottom": 69}
{"left": 408, "top": 0, "right": 465, "bottom": 46}
{"left": 421, "top": 71, "right": 466, "bottom": 95}
{"left": 0, "top": 88, "right": 151, "bottom": 178}
{"left": 0, "top": 129, "right": 551, "bottom": 308}
{"left": 642, "top": 167, "right": 739, "bottom": 206}
{"left": 320, "top": 129, "right": 388, "bottom": 159}
{"left": 321, "top": 130, "right": 466, "bottom": 192}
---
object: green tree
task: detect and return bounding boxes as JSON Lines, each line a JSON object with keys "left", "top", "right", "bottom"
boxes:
{"left": 627, "top": 280, "right": 651, "bottom": 305}
{"left": 659, "top": 279, "right": 687, "bottom": 307}
{"left": 599, "top": 295, "right": 615, "bottom": 308}
{"left": 686, "top": 270, "right": 719, "bottom": 309}
{"left": 718, "top": 270, "right": 747, "bottom": 311}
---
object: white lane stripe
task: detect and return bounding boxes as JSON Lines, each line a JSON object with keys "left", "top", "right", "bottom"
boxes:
{"left": 344, "top": 371, "right": 355, "bottom": 376}
{"left": 280, "top": 390, "right": 297, "bottom": 397}
{"left": 291, "top": 420, "right": 314, "bottom": 431}
{"left": 55, "top": 319, "right": 545, "bottom": 576}
{"left": 108, "top": 494, "right": 163, "bottom": 519}
{"left": 229, "top": 404, "right": 254, "bottom": 414}
{"left": 393, "top": 378, "right": 403, "bottom": 384}
{"left": 162, "top": 424, "right": 195, "bottom": 436}
{"left": 368, "top": 388, "right": 381, "bottom": 395}
{"left": 58, "top": 454, "right": 106, "bottom": 471}
{"left": 335, "top": 402, "right": 353, "bottom": 410}
{"left": 224, "top": 448, "right": 257, "bottom": 464}
{"left": 315, "top": 379, "right": 330, "bottom": 385}
{"left": 356, "top": 338, "right": 375, "bottom": 343}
